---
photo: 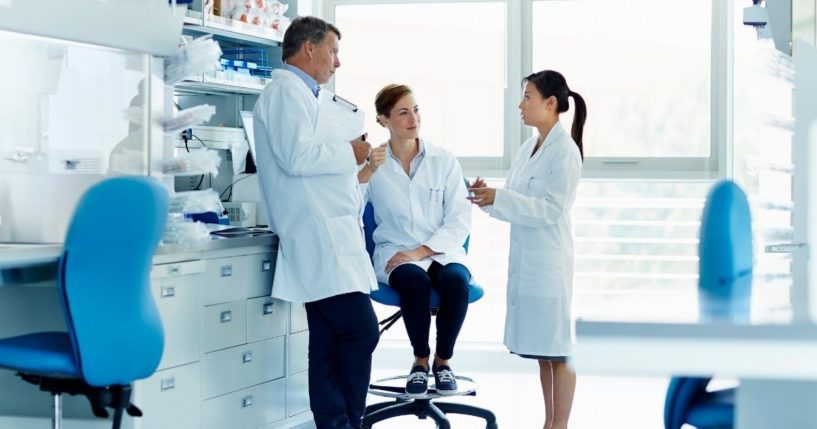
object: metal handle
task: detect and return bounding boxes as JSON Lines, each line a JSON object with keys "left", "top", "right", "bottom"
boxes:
{"left": 261, "top": 260, "right": 272, "bottom": 272}
{"left": 220, "top": 311, "right": 232, "bottom": 323}
{"left": 263, "top": 303, "right": 274, "bottom": 315}
{"left": 220, "top": 265, "right": 233, "bottom": 277}
{"left": 241, "top": 395, "right": 253, "bottom": 408}
{"left": 160, "top": 377, "right": 175, "bottom": 391}
{"left": 167, "top": 265, "right": 180, "bottom": 275}
{"left": 161, "top": 286, "right": 176, "bottom": 298}
{"left": 765, "top": 243, "right": 807, "bottom": 253}
{"left": 242, "top": 351, "right": 253, "bottom": 363}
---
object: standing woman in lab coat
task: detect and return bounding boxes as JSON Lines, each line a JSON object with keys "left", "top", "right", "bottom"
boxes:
{"left": 358, "top": 84, "right": 472, "bottom": 398}
{"left": 469, "top": 70, "right": 585, "bottom": 429}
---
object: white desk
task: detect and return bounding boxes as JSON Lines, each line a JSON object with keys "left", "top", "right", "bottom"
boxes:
{"left": 575, "top": 320, "right": 817, "bottom": 429}
{"left": 0, "top": 244, "right": 61, "bottom": 270}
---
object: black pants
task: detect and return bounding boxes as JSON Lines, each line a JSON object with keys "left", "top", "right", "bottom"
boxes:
{"left": 388, "top": 262, "right": 470, "bottom": 360}
{"left": 305, "top": 292, "right": 379, "bottom": 429}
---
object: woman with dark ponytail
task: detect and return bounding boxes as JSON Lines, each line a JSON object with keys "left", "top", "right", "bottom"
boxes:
{"left": 469, "top": 70, "right": 585, "bottom": 429}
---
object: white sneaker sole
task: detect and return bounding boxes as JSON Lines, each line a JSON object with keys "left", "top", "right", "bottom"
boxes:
{"left": 436, "top": 389, "right": 459, "bottom": 396}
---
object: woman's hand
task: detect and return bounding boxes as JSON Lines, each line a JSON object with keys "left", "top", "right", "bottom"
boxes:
{"left": 470, "top": 176, "right": 487, "bottom": 189}
{"left": 358, "top": 144, "right": 387, "bottom": 183}
{"left": 469, "top": 186, "right": 496, "bottom": 207}
{"left": 366, "top": 144, "right": 387, "bottom": 172}
{"left": 385, "top": 246, "right": 432, "bottom": 273}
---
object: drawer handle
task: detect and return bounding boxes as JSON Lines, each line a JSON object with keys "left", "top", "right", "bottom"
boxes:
{"left": 220, "top": 265, "right": 233, "bottom": 277}
{"left": 241, "top": 395, "right": 253, "bottom": 408}
{"left": 220, "top": 311, "right": 232, "bottom": 323}
{"left": 160, "top": 377, "right": 175, "bottom": 391}
{"left": 261, "top": 260, "right": 272, "bottom": 272}
{"left": 168, "top": 266, "right": 180, "bottom": 275}
{"left": 161, "top": 286, "right": 175, "bottom": 298}
{"left": 242, "top": 351, "right": 253, "bottom": 363}
{"left": 263, "top": 303, "right": 274, "bottom": 315}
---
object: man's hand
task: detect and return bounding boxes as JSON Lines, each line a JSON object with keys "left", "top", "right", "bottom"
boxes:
{"left": 350, "top": 136, "right": 371, "bottom": 165}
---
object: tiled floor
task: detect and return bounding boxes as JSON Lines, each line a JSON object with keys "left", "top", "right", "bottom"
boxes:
{"left": 366, "top": 366, "right": 667, "bottom": 429}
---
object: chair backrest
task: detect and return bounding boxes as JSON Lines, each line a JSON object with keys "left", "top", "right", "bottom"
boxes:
{"left": 698, "top": 180, "right": 753, "bottom": 321}
{"left": 58, "top": 176, "right": 169, "bottom": 387}
{"left": 664, "top": 377, "right": 712, "bottom": 429}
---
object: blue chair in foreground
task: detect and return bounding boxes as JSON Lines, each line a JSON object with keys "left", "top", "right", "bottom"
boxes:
{"left": 0, "top": 177, "right": 169, "bottom": 429}
{"left": 361, "top": 202, "right": 497, "bottom": 429}
{"left": 664, "top": 180, "right": 751, "bottom": 429}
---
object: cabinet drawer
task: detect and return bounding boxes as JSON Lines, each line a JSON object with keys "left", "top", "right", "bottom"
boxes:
{"left": 203, "top": 256, "right": 249, "bottom": 305}
{"left": 290, "top": 302, "right": 308, "bottom": 334}
{"left": 287, "top": 371, "right": 310, "bottom": 417}
{"left": 151, "top": 273, "right": 201, "bottom": 370}
{"left": 202, "top": 301, "right": 246, "bottom": 353}
{"left": 288, "top": 331, "right": 309, "bottom": 375}
{"left": 247, "top": 297, "right": 287, "bottom": 343}
{"left": 201, "top": 336, "right": 285, "bottom": 400}
{"left": 202, "top": 378, "right": 286, "bottom": 429}
{"left": 136, "top": 362, "right": 201, "bottom": 429}
{"left": 245, "top": 253, "right": 275, "bottom": 298}
{"left": 151, "top": 260, "right": 205, "bottom": 279}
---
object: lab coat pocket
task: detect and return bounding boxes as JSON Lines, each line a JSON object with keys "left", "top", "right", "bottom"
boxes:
{"left": 527, "top": 177, "right": 548, "bottom": 197}
{"left": 326, "top": 215, "right": 365, "bottom": 257}
{"left": 518, "top": 249, "right": 564, "bottom": 297}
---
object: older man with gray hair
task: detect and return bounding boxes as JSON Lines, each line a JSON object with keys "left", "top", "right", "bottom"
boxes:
{"left": 253, "top": 16, "right": 379, "bottom": 429}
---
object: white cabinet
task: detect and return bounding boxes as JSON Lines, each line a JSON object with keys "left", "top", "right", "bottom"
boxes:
{"left": 134, "top": 243, "right": 309, "bottom": 429}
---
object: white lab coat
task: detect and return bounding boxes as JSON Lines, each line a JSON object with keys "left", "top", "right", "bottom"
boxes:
{"left": 363, "top": 140, "right": 471, "bottom": 284}
{"left": 486, "top": 122, "right": 582, "bottom": 357}
{"left": 253, "top": 68, "right": 377, "bottom": 303}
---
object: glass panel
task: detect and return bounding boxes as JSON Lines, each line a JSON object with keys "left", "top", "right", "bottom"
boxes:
{"left": 732, "top": 8, "right": 794, "bottom": 323}
{"left": 334, "top": 2, "right": 505, "bottom": 157}
{"left": 532, "top": 0, "right": 712, "bottom": 158}
{"left": 0, "top": 30, "right": 151, "bottom": 243}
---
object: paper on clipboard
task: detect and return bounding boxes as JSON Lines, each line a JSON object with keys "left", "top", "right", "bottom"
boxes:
{"left": 314, "top": 90, "right": 366, "bottom": 145}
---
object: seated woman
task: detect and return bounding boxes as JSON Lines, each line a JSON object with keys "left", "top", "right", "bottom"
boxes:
{"left": 358, "top": 84, "right": 472, "bottom": 398}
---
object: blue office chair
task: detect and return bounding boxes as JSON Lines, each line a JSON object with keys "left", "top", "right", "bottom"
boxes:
{"left": 361, "top": 202, "right": 497, "bottom": 429}
{"left": 0, "top": 176, "right": 169, "bottom": 429}
{"left": 664, "top": 180, "right": 751, "bottom": 429}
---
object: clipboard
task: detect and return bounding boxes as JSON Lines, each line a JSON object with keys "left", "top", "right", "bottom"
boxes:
{"left": 314, "top": 90, "right": 366, "bottom": 144}
{"left": 332, "top": 94, "right": 359, "bottom": 113}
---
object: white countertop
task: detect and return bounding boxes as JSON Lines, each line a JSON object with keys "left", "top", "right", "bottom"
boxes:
{"left": 574, "top": 319, "right": 817, "bottom": 380}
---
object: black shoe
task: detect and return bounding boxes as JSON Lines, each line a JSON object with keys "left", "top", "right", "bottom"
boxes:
{"left": 432, "top": 364, "right": 458, "bottom": 396}
{"left": 405, "top": 364, "right": 429, "bottom": 398}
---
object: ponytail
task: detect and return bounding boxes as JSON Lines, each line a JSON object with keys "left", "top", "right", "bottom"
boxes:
{"left": 568, "top": 91, "right": 586, "bottom": 161}
{"left": 524, "top": 70, "right": 586, "bottom": 161}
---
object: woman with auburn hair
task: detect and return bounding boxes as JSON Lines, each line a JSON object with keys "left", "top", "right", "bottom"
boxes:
{"left": 358, "top": 84, "right": 472, "bottom": 398}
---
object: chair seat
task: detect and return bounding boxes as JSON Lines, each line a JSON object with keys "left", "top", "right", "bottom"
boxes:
{"left": 370, "top": 281, "right": 485, "bottom": 308}
{"left": 686, "top": 388, "right": 734, "bottom": 428}
{"left": 0, "top": 332, "right": 80, "bottom": 378}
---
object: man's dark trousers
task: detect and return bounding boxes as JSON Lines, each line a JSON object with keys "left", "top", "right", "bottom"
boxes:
{"left": 305, "top": 291, "right": 379, "bottom": 429}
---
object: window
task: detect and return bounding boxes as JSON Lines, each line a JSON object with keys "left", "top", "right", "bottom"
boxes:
{"left": 329, "top": 2, "right": 506, "bottom": 171}
{"left": 532, "top": 0, "right": 717, "bottom": 178}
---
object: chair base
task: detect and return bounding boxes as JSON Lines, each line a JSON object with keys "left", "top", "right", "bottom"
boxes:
{"left": 18, "top": 373, "right": 142, "bottom": 429}
{"left": 362, "top": 398, "right": 498, "bottom": 429}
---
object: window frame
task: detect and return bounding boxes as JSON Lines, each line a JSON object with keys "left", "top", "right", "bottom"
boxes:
{"left": 321, "top": 0, "right": 732, "bottom": 180}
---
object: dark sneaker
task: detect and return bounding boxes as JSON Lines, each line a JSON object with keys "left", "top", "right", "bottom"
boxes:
{"left": 433, "top": 364, "right": 458, "bottom": 396}
{"left": 405, "top": 364, "right": 429, "bottom": 398}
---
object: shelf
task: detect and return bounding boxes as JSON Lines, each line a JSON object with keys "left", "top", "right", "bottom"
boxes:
{"left": 175, "top": 79, "right": 265, "bottom": 96}
{"left": 183, "top": 16, "right": 282, "bottom": 47}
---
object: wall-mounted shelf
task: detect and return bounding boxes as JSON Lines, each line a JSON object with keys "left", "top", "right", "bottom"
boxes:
{"left": 176, "top": 79, "right": 265, "bottom": 96}
{"left": 183, "top": 15, "right": 282, "bottom": 47}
